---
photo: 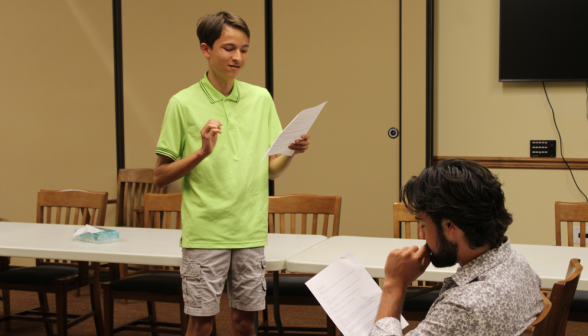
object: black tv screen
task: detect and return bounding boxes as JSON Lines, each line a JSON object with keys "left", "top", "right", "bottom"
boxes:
{"left": 500, "top": 0, "right": 588, "bottom": 82}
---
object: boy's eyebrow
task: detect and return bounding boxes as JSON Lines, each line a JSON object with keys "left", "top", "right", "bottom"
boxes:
{"left": 221, "top": 42, "right": 249, "bottom": 48}
{"left": 415, "top": 215, "right": 422, "bottom": 221}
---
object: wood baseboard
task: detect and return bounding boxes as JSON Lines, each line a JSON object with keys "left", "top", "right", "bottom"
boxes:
{"left": 433, "top": 156, "right": 588, "bottom": 170}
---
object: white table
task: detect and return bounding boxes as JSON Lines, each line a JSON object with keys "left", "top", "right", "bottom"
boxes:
{"left": 0, "top": 222, "right": 326, "bottom": 336}
{"left": 0, "top": 222, "right": 326, "bottom": 270}
{"left": 286, "top": 235, "right": 588, "bottom": 291}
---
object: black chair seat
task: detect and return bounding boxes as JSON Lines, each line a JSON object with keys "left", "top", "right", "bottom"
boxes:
{"left": 0, "top": 265, "right": 78, "bottom": 285}
{"left": 99, "top": 270, "right": 111, "bottom": 283}
{"left": 266, "top": 276, "right": 313, "bottom": 297}
{"left": 571, "top": 290, "right": 588, "bottom": 312}
{"left": 110, "top": 273, "right": 181, "bottom": 295}
{"left": 403, "top": 289, "right": 440, "bottom": 312}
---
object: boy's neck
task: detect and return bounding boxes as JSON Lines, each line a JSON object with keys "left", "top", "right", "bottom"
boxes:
{"left": 207, "top": 71, "right": 234, "bottom": 97}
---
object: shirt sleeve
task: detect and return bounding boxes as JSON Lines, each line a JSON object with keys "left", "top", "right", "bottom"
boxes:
{"left": 371, "top": 297, "right": 478, "bottom": 336}
{"left": 156, "top": 97, "right": 185, "bottom": 161}
{"left": 266, "top": 90, "right": 283, "bottom": 146}
{"left": 370, "top": 318, "right": 404, "bottom": 336}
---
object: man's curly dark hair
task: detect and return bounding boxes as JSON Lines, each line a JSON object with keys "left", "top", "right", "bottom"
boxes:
{"left": 401, "top": 158, "right": 513, "bottom": 249}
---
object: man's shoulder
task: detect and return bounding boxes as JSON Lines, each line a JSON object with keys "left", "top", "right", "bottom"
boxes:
{"left": 170, "top": 82, "right": 204, "bottom": 104}
{"left": 237, "top": 80, "right": 271, "bottom": 99}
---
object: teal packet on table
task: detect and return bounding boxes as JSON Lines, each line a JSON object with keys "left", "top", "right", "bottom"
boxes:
{"left": 73, "top": 225, "right": 119, "bottom": 244}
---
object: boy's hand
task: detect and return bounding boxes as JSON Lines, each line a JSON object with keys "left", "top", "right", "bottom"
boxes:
{"left": 383, "top": 244, "right": 431, "bottom": 289}
{"left": 200, "top": 119, "right": 222, "bottom": 157}
{"left": 288, "top": 134, "right": 311, "bottom": 154}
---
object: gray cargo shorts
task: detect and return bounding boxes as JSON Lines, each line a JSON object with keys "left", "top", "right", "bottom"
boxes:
{"left": 180, "top": 247, "right": 266, "bottom": 316}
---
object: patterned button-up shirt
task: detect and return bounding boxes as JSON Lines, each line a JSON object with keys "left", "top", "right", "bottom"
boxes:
{"left": 370, "top": 238, "right": 543, "bottom": 336}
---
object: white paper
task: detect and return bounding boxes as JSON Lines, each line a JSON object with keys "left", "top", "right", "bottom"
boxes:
{"left": 305, "top": 251, "right": 408, "bottom": 336}
{"left": 261, "top": 101, "right": 327, "bottom": 162}
{"left": 73, "top": 224, "right": 109, "bottom": 236}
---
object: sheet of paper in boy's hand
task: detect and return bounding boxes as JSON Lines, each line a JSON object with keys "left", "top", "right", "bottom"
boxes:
{"left": 261, "top": 101, "right": 327, "bottom": 162}
{"left": 305, "top": 251, "right": 408, "bottom": 336}
{"left": 73, "top": 224, "right": 109, "bottom": 236}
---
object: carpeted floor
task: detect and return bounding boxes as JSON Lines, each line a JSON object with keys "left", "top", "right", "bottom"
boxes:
{"left": 1, "top": 286, "right": 587, "bottom": 335}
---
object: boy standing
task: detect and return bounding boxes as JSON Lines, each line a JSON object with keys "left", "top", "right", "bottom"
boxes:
{"left": 154, "top": 12, "right": 310, "bottom": 336}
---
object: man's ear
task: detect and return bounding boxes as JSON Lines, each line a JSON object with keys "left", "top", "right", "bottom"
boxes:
{"left": 443, "top": 219, "right": 454, "bottom": 234}
{"left": 201, "top": 43, "right": 211, "bottom": 58}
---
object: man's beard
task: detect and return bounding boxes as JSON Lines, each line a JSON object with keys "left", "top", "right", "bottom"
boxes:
{"left": 428, "top": 232, "right": 458, "bottom": 268}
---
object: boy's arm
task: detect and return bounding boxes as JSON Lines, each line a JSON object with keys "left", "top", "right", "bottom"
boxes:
{"left": 268, "top": 134, "right": 310, "bottom": 180}
{"left": 154, "top": 119, "right": 222, "bottom": 188}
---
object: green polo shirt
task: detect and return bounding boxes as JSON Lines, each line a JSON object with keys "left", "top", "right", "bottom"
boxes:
{"left": 156, "top": 73, "right": 282, "bottom": 248}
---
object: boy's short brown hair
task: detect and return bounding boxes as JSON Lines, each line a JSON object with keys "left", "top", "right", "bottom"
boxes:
{"left": 197, "top": 11, "right": 250, "bottom": 49}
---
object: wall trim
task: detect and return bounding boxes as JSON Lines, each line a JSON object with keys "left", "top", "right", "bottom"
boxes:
{"left": 433, "top": 156, "right": 588, "bottom": 170}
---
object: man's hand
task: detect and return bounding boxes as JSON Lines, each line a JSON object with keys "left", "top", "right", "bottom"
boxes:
{"left": 383, "top": 244, "right": 431, "bottom": 289}
{"left": 200, "top": 119, "right": 222, "bottom": 156}
{"left": 288, "top": 134, "right": 310, "bottom": 154}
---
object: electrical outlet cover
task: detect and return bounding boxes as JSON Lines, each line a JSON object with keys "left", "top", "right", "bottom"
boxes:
{"left": 572, "top": 226, "right": 588, "bottom": 244}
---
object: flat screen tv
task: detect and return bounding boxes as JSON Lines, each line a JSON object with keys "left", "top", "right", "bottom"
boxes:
{"left": 499, "top": 0, "right": 588, "bottom": 82}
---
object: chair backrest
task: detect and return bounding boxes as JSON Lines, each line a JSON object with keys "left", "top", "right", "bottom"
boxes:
{"left": 115, "top": 168, "right": 166, "bottom": 228}
{"left": 37, "top": 189, "right": 108, "bottom": 226}
{"left": 268, "top": 194, "right": 341, "bottom": 236}
{"left": 36, "top": 189, "right": 108, "bottom": 266}
{"left": 544, "top": 258, "right": 583, "bottom": 336}
{"left": 522, "top": 292, "right": 552, "bottom": 336}
{"left": 555, "top": 202, "right": 588, "bottom": 247}
{"left": 143, "top": 193, "right": 182, "bottom": 271}
{"left": 144, "top": 193, "right": 182, "bottom": 230}
{"left": 393, "top": 202, "right": 421, "bottom": 239}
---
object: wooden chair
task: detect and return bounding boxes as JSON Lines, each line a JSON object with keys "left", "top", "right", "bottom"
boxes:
{"left": 0, "top": 189, "right": 106, "bottom": 336}
{"left": 393, "top": 202, "right": 422, "bottom": 239}
{"left": 111, "top": 169, "right": 166, "bottom": 285}
{"left": 263, "top": 194, "right": 342, "bottom": 336}
{"left": 113, "top": 169, "right": 166, "bottom": 228}
{"left": 544, "top": 258, "right": 583, "bottom": 336}
{"left": 102, "top": 193, "right": 216, "bottom": 336}
{"left": 522, "top": 292, "right": 552, "bottom": 336}
{"left": 554, "top": 202, "right": 588, "bottom": 322}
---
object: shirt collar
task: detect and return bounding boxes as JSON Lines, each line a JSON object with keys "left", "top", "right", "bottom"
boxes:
{"left": 199, "top": 72, "right": 240, "bottom": 104}
{"left": 451, "top": 236, "right": 511, "bottom": 287}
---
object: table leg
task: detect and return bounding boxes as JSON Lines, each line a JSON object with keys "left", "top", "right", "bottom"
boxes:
{"left": 0, "top": 257, "right": 8, "bottom": 273}
{"left": 272, "top": 271, "right": 284, "bottom": 336}
{"left": 91, "top": 262, "right": 105, "bottom": 336}
{"left": 108, "top": 263, "right": 120, "bottom": 282}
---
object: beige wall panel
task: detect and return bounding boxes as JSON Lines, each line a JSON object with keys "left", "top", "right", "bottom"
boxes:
{"left": 494, "top": 169, "right": 588, "bottom": 245}
{"left": 401, "top": 0, "right": 427, "bottom": 186}
{"left": 0, "top": 1, "right": 117, "bottom": 231}
{"left": 436, "top": 0, "right": 588, "bottom": 158}
{"left": 435, "top": 0, "right": 588, "bottom": 244}
{"left": 273, "top": 1, "right": 400, "bottom": 238}
{"left": 122, "top": 0, "right": 265, "bottom": 193}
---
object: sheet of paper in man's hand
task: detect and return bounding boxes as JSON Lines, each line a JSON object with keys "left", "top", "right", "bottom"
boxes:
{"left": 261, "top": 101, "right": 327, "bottom": 162}
{"left": 305, "top": 251, "right": 408, "bottom": 336}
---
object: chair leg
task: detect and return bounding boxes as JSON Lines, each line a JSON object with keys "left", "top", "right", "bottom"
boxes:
{"left": 119, "top": 264, "right": 128, "bottom": 304}
{"left": 211, "top": 316, "right": 217, "bottom": 336}
{"left": 327, "top": 315, "right": 336, "bottom": 336}
{"left": 262, "top": 305, "right": 268, "bottom": 325}
{"left": 147, "top": 301, "right": 159, "bottom": 336}
{"left": 179, "top": 301, "right": 188, "bottom": 336}
{"left": 38, "top": 292, "right": 54, "bottom": 336}
{"left": 55, "top": 282, "right": 68, "bottom": 336}
{"left": 103, "top": 285, "right": 114, "bottom": 336}
{"left": 90, "top": 283, "right": 104, "bottom": 336}
{"left": 2, "top": 289, "right": 11, "bottom": 332}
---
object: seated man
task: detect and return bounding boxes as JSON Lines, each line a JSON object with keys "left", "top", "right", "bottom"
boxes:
{"left": 371, "top": 158, "right": 543, "bottom": 336}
